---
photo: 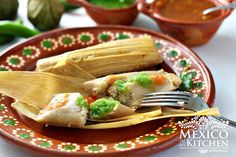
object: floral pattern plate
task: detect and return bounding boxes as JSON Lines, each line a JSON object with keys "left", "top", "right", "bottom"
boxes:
{"left": 0, "top": 26, "right": 215, "bottom": 157}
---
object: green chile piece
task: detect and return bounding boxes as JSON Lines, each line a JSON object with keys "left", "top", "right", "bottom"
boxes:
{"left": 27, "top": 0, "right": 64, "bottom": 31}
{"left": 0, "top": 21, "right": 40, "bottom": 38}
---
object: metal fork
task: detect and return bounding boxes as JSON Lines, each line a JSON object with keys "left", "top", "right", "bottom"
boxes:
{"left": 142, "top": 91, "right": 236, "bottom": 128}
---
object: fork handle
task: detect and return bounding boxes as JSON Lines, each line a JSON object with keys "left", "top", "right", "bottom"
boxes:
{"left": 213, "top": 116, "right": 236, "bottom": 128}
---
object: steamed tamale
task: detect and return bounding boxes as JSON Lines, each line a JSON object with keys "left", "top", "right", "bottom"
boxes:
{"left": 36, "top": 37, "right": 163, "bottom": 77}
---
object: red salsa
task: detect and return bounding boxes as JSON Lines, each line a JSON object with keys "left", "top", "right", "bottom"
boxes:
{"left": 154, "top": 0, "right": 221, "bottom": 22}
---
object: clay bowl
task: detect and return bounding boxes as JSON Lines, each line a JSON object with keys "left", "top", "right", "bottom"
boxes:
{"left": 138, "top": 0, "right": 234, "bottom": 47}
{"left": 69, "top": 0, "right": 139, "bottom": 25}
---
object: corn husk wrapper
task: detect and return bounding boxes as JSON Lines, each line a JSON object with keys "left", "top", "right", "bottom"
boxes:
{"left": 83, "top": 107, "right": 220, "bottom": 129}
{"left": 77, "top": 52, "right": 162, "bottom": 77}
{"left": 42, "top": 58, "right": 96, "bottom": 79}
{"left": 11, "top": 101, "right": 40, "bottom": 120}
{"left": 0, "top": 71, "right": 89, "bottom": 108}
{"left": 36, "top": 37, "right": 163, "bottom": 77}
{"left": 91, "top": 107, "right": 162, "bottom": 122}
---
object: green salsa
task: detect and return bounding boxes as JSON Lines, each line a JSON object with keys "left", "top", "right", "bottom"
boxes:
{"left": 76, "top": 96, "right": 89, "bottom": 110}
{"left": 88, "top": 0, "right": 136, "bottom": 9}
{"left": 90, "top": 98, "right": 117, "bottom": 119}
{"left": 130, "top": 73, "right": 153, "bottom": 88}
{"left": 114, "top": 80, "right": 128, "bottom": 94}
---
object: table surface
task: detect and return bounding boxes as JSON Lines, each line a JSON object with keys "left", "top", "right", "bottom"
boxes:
{"left": 0, "top": 1, "right": 236, "bottom": 157}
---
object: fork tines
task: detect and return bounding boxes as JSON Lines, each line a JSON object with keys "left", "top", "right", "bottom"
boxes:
{"left": 141, "top": 91, "right": 191, "bottom": 107}
{"left": 144, "top": 91, "right": 192, "bottom": 97}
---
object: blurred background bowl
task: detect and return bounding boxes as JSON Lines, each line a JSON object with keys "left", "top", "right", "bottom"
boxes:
{"left": 138, "top": 0, "right": 234, "bottom": 47}
{"left": 69, "top": 0, "right": 139, "bottom": 25}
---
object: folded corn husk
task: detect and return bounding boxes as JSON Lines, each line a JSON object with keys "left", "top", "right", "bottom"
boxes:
{"left": 0, "top": 71, "right": 89, "bottom": 108}
{"left": 93, "top": 107, "right": 162, "bottom": 122}
{"left": 36, "top": 37, "right": 163, "bottom": 77}
{"left": 83, "top": 107, "right": 220, "bottom": 129}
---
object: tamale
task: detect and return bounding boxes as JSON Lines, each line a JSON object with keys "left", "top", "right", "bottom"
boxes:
{"left": 37, "top": 93, "right": 88, "bottom": 128}
{"left": 77, "top": 52, "right": 161, "bottom": 77}
{"left": 0, "top": 71, "right": 89, "bottom": 108}
{"left": 36, "top": 37, "right": 163, "bottom": 77}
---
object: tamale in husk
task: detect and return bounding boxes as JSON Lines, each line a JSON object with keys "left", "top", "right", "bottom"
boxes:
{"left": 36, "top": 37, "right": 163, "bottom": 77}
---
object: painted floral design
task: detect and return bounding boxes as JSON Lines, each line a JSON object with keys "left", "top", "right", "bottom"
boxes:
{"left": 113, "top": 141, "right": 135, "bottom": 151}
{"left": 22, "top": 46, "right": 41, "bottom": 59}
{"left": 77, "top": 32, "right": 95, "bottom": 45}
{"left": 6, "top": 55, "right": 25, "bottom": 68}
{"left": 41, "top": 38, "right": 58, "bottom": 51}
{"left": 116, "top": 32, "right": 134, "bottom": 40}
{"left": 12, "top": 128, "right": 34, "bottom": 139}
{"left": 58, "top": 142, "right": 80, "bottom": 152}
{"left": 156, "top": 124, "right": 177, "bottom": 135}
{"left": 174, "top": 58, "right": 192, "bottom": 71}
{"left": 136, "top": 134, "right": 158, "bottom": 144}
{"left": 163, "top": 48, "right": 181, "bottom": 62}
{"left": 58, "top": 34, "right": 76, "bottom": 47}
{"left": 0, "top": 115, "right": 19, "bottom": 126}
{"left": 31, "top": 138, "right": 53, "bottom": 148}
{"left": 84, "top": 144, "right": 107, "bottom": 153}
{"left": 97, "top": 31, "right": 115, "bottom": 43}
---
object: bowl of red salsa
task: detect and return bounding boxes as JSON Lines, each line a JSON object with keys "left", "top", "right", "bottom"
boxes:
{"left": 138, "top": 0, "right": 234, "bottom": 46}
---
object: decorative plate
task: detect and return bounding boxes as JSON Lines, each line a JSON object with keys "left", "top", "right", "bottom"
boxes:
{"left": 0, "top": 26, "right": 215, "bottom": 157}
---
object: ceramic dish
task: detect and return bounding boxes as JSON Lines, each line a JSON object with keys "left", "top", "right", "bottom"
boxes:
{"left": 138, "top": 0, "right": 233, "bottom": 47}
{"left": 69, "top": 0, "right": 139, "bottom": 25}
{"left": 0, "top": 26, "right": 215, "bottom": 157}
